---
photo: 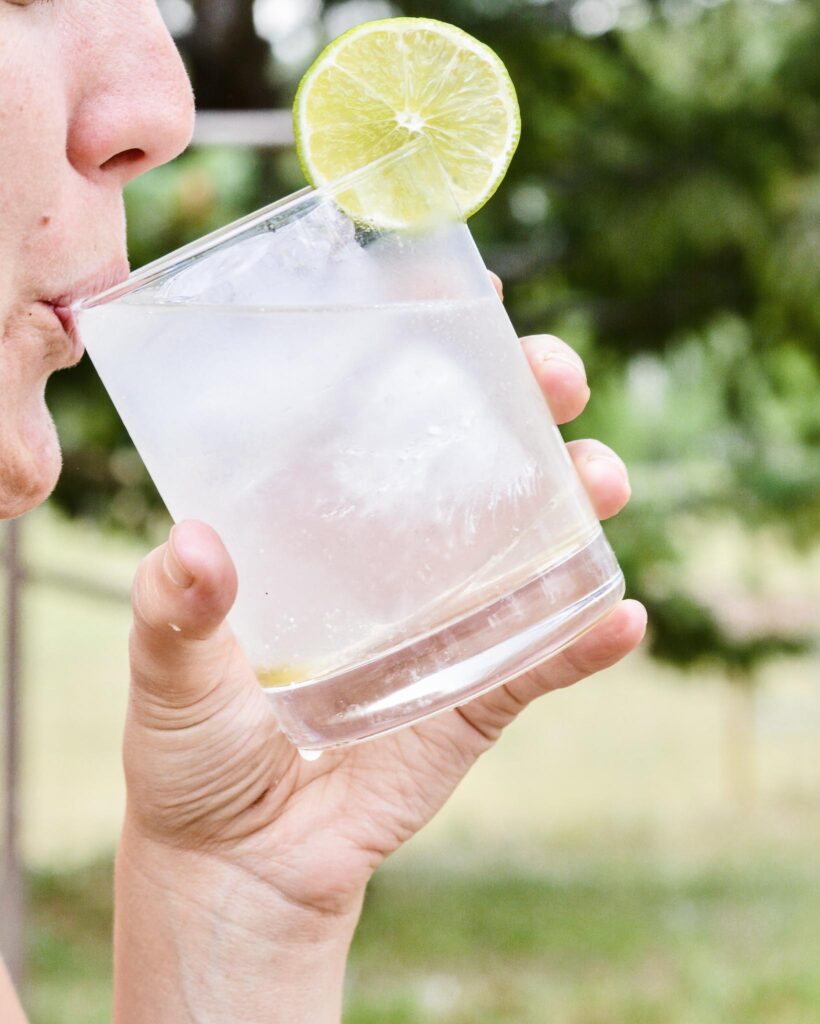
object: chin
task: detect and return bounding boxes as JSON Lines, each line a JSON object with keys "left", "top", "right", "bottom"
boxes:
{"left": 0, "top": 403, "right": 63, "bottom": 521}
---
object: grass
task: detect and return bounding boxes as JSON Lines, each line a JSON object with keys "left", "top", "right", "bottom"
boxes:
{"left": 23, "top": 857, "right": 820, "bottom": 1024}
{"left": 26, "top": 863, "right": 113, "bottom": 1024}
{"left": 352, "top": 861, "right": 820, "bottom": 1023}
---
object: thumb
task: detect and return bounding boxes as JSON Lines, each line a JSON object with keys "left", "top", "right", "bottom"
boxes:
{"left": 129, "top": 519, "right": 242, "bottom": 708}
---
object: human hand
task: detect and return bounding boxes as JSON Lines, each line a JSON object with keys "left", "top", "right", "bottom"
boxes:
{"left": 115, "top": 276, "right": 646, "bottom": 1022}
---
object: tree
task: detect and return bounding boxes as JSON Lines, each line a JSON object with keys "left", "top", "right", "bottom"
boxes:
{"left": 179, "top": 0, "right": 281, "bottom": 109}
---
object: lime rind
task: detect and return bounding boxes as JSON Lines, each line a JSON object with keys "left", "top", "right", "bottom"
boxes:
{"left": 293, "top": 17, "right": 520, "bottom": 228}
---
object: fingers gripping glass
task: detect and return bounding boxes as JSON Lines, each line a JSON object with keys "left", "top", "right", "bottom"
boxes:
{"left": 77, "top": 140, "right": 624, "bottom": 751}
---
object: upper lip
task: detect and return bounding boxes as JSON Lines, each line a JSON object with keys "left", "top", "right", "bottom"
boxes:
{"left": 46, "top": 259, "right": 131, "bottom": 311}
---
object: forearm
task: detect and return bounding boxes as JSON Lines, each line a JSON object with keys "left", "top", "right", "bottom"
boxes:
{"left": 0, "top": 959, "right": 27, "bottom": 1024}
{"left": 114, "top": 824, "right": 361, "bottom": 1024}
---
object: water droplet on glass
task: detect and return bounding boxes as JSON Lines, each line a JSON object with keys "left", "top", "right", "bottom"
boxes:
{"left": 297, "top": 748, "right": 323, "bottom": 762}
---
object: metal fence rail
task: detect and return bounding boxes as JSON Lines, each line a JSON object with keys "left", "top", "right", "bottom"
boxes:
{"left": 2, "top": 521, "right": 23, "bottom": 987}
{"left": 191, "top": 109, "right": 293, "bottom": 148}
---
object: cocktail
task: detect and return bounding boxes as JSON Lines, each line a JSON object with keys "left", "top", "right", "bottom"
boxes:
{"left": 76, "top": 20, "right": 624, "bottom": 750}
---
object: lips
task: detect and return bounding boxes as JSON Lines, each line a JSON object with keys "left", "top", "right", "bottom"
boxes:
{"left": 43, "top": 260, "right": 130, "bottom": 365}
{"left": 52, "top": 301, "right": 82, "bottom": 357}
{"left": 48, "top": 259, "right": 131, "bottom": 311}
{"left": 51, "top": 302, "right": 75, "bottom": 333}
{"left": 40, "top": 301, "right": 83, "bottom": 367}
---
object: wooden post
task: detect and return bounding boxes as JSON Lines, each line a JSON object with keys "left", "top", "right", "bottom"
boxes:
{"left": 1, "top": 519, "right": 24, "bottom": 988}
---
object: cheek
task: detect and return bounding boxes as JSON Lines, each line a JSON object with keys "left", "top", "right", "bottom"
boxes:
{"left": 0, "top": 25, "right": 67, "bottom": 275}
{"left": 0, "top": 20, "right": 69, "bottom": 520}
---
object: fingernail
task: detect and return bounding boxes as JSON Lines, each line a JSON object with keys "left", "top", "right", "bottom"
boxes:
{"left": 163, "top": 525, "right": 195, "bottom": 589}
{"left": 584, "top": 450, "right": 631, "bottom": 496}
{"left": 586, "top": 448, "right": 623, "bottom": 466}
{"left": 543, "top": 352, "right": 587, "bottom": 381}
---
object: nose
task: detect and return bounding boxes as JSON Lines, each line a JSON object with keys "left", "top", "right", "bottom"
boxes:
{"left": 66, "top": 2, "right": 195, "bottom": 187}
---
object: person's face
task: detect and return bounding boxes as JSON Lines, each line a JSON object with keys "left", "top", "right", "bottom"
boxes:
{"left": 0, "top": 0, "right": 194, "bottom": 518}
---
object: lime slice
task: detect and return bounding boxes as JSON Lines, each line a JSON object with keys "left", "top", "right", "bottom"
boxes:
{"left": 293, "top": 17, "right": 520, "bottom": 227}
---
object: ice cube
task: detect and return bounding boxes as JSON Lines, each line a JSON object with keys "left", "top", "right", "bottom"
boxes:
{"left": 147, "top": 201, "right": 375, "bottom": 308}
{"left": 333, "top": 336, "right": 537, "bottom": 517}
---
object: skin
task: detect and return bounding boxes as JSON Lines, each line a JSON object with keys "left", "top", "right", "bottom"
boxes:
{"left": 0, "top": 0, "right": 193, "bottom": 520}
{"left": 0, "top": 2, "right": 646, "bottom": 1020}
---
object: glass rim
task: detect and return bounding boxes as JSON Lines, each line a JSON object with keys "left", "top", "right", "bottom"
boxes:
{"left": 77, "top": 135, "right": 439, "bottom": 311}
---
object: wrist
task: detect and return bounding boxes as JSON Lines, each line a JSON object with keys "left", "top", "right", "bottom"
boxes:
{"left": 115, "top": 820, "right": 362, "bottom": 1024}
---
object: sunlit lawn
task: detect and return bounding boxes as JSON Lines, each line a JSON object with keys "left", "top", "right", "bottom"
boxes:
{"left": 25, "top": 856, "right": 820, "bottom": 1024}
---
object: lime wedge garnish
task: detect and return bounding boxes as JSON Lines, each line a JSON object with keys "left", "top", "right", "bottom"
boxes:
{"left": 293, "top": 17, "right": 520, "bottom": 227}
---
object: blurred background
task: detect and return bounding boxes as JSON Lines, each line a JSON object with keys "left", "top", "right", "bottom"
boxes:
{"left": 2, "top": 0, "right": 819, "bottom": 1020}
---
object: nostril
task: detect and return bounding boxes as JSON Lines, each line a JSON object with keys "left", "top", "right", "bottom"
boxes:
{"left": 100, "top": 148, "right": 146, "bottom": 173}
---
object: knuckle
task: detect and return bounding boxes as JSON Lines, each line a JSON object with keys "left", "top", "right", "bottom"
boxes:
{"left": 130, "top": 550, "right": 174, "bottom": 637}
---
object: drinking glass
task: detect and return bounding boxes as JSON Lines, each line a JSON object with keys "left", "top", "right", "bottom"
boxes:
{"left": 76, "top": 139, "right": 624, "bottom": 751}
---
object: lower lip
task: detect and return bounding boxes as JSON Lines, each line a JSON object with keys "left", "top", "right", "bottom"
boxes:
{"left": 49, "top": 303, "right": 84, "bottom": 364}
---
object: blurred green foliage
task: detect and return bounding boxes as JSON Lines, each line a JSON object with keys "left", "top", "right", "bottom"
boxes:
{"left": 46, "top": 0, "right": 819, "bottom": 677}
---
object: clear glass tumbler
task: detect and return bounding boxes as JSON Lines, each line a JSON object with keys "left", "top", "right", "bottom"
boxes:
{"left": 76, "top": 139, "right": 624, "bottom": 751}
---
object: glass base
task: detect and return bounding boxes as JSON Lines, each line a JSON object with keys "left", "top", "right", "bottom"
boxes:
{"left": 265, "top": 530, "right": 624, "bottom": 751}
